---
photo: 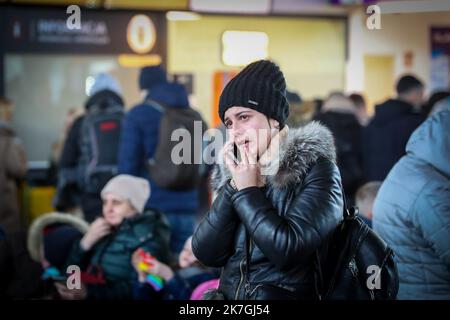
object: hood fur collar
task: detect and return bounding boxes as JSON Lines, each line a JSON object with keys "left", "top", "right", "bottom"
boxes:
{"left": 27, "top": 212, "right": 90, "bottom": 263}
{"left": 211, "top": 121, "right": 336, "bottom": 191}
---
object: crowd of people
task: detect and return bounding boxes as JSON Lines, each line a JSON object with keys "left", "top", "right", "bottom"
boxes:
{"left": 0, "top": 59, "right": 448, "bottom": 300}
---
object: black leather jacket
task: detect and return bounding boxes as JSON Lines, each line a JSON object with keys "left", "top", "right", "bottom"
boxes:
{"left": 193, "top": 122, "right": 343, "bottom": 300}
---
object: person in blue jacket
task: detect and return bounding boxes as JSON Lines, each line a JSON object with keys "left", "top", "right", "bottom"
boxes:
{"left": 373, "top": 100, "right": 450, "bottom": 300}
{"left": 118, "top": 65, "right": 201, "bottom": 254}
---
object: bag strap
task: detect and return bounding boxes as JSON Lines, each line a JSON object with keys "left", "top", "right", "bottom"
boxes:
{"left": 313, "top": 183, "right": 352, "bottom": 300}
{"left": 144, "top": 99, "right": 165, "bottom": 114}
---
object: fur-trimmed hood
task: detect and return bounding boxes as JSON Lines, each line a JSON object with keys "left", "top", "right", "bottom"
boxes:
{"left": 211, "top": 121, "right": 336, "bottom": 191}
{"left": 27, "top": 212, "right": 90, "bottom": 262}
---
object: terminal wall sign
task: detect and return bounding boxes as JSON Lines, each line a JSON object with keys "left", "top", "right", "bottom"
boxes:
{"left": 36, "top": 18, "right": 109, "bottom": 46}
{"left": 1, "top": 6, "right": 167, "bottom": 58}
{"left": 430, "top": 27, "right": 450, "bottom": 91}
{"left": 127, "top": 15, "right": 156, "bottom": 54}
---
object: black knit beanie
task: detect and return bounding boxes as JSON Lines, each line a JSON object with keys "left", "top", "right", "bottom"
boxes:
{"left": 219, "top": 60, "right": 290, "bottom": 127}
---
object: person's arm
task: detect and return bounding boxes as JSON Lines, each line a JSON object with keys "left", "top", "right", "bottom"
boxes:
{"left": 57, "top": 117, "right": 82, "bottom": 204}
{"left": 231, "top": 159, "right": 343, "bottom": 270}
{"left": 118, "top": 109, "right": 155, "bottom": 176}
{"left": 65, "top": 219, "right": 111, "bottom": 270}
{"left": 64, "top": 239, "right": 94, "bottom": 271}
{"left": 413, "top": 180, "right": 450, "bottom": 265}
{"left": 59, "top": 117, "right": 82, "bottom": 169}
{"left": 5, "top": 137, "right": 27, "bottom": 179}
{"left": 192, "top": 182, "right": 239, "bottom": 268}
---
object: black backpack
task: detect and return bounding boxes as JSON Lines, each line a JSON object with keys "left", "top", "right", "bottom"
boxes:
{"left": 146, "top": 100, "right": 207, "bottom": 191}
{"left": 78, "top": 104, "right": 123, "bottom": 194}
{"left": 314, "top": 199, "right": 399, "bottom": 300}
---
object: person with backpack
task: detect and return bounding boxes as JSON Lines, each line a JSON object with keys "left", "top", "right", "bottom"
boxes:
{"left": 57, "top": 73, "right": 124, "bottom": 222}
{"left": 118, "top": 65, "right": 207, "bottom": 254}
{"left": 192, "top": 60, "right": 344, "bottom": 300}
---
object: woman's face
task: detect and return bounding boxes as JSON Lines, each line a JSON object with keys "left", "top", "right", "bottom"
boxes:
{"left": 224, "top": 106, "right": 278, "bottom": 157}
{"left": 102, "top": 193, "right": 137, "bottom": 226}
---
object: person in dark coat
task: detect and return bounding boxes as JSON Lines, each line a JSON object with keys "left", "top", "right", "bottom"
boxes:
{"left": 314, "top": 92, "right": 363, "bottom": 203}
{"left": 57, "top": 73, "right": 124, "bottom": 222}
{"left": 61, "top": 175, "right": 172, "bottom": 300}
{"left": 362, "top": 75, "right": 425, "bottom": 181}
{"left": 192, "top": 60, "right": 343, "bottom": 300}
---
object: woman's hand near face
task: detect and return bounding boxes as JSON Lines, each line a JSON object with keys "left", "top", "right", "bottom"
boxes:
{"left": 224, "top": 142, "right": 261, "bottom": 190}
{"left": 80, "top": 218, "right": 112, "bottom": 251}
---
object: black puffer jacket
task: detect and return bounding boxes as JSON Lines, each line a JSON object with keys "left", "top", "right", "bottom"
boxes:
{"left": 192, "top": 122, "right": 343, "bottom": 300}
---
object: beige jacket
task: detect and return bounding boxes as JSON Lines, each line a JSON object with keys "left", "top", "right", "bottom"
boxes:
{"left": 0, "top": 121, "right": 27, "bottom": 234}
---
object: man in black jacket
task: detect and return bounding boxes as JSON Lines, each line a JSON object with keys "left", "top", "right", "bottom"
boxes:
{"left": 362, "top": 75, "right": 425, "bottom": 181}
{"left": 192, "top": 60, "right": 343, "bottom": 300}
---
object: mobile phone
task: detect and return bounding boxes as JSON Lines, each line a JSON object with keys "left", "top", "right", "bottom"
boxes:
{"left": 233, "top": 143, "right": 240, "bottom": 163}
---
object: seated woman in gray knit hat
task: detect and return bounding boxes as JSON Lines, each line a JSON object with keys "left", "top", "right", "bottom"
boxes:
{"left": 192, "top": 60, "right": 344, "bottom": 300}
{"left": 58, "top": 174, "right": 171, "bottom": 300}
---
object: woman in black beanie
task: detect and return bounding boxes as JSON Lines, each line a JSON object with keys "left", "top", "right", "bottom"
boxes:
{"left": 192, "top": 60, "right": 343, "bottom": 300}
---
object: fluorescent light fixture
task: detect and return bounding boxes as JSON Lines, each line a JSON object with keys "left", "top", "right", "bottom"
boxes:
{"left": 222, "top": 31, "right": 269, "bottom": 67}
{"left": 166, "top": 11, "right": 201, "bottom": 21}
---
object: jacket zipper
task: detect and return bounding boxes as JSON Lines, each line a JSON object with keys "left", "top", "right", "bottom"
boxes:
{"left": 235, "top": 257, "right": 245, "bottom": 300}
{"left": 244, "top": 240, "right": 254, "bottom": 298}
{"left": 235, "top": 238, "right": 253, "bottom": 300}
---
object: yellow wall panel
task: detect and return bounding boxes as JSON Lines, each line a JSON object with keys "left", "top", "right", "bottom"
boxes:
{"left": 364, "top": 55, "right": 395, "bottom": 114}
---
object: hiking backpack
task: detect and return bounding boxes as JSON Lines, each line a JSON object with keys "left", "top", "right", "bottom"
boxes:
{"left": 146, "top": 100, "right": 207, "bottom": 191}
{"left": 78, "top": 104, "right": 123, "bottom": 194}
